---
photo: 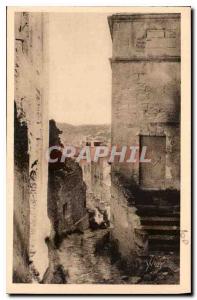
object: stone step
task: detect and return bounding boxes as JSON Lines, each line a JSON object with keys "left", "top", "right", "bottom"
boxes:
{"left": 136, "top": 204, "right": 180, "bottom": 211}
{"left": 136, "top": 199, "right": 180, "bottom": 206}
{"left": 135, "top": 225, "right": 180, "bottom": 252}
{"left": 136, "top": 225, "right": 179, "bottom": 231}
{"left": 149, "top": 235, "right": 179, "bottom": 250}
{"left": 148, "top": 234, "right": 179, "bottom": 241}
{"left": 135, "top": 193, "right": 180, "bottom": 203}
{"left": 135, "top": 225, "right": 180, "bottom": 239}
{"left": 140, "top": 216, "right": 180, "bottom": 226}
{"left": 134, "top": 200, "right": 180, "bottom": 252}
{"left": 141, "top": 216, "right": 179, "bottom": 222}
{"left": 149, "top": 242, "right": 180, "bottom": 252}
{"left": 136, "top": 205, "right": 180, "bottom": 217}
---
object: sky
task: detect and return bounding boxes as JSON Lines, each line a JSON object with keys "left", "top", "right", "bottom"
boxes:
{"left": 48, "top": 13, "right": 112, "bottom": 125}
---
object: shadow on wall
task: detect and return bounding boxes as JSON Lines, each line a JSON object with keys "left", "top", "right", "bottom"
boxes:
{"left": 13, "top": 101, "right": 31, "bottom": 283}
{"left": 47, "top": 120, "right": 88, "bottom": 248}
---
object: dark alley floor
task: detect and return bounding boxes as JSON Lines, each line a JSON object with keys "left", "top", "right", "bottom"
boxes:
{"left": 45, "top": 227, "right": 180, "bottom": 285}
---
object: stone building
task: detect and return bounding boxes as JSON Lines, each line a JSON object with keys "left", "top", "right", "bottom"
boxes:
{"left": 108, "top": 14, "right": 180, "bottom": 257}
{"left": 47, "top": 120, "right": 88, "bottom": 240}
{"left": 48, "top": 160, "right": 88, "bottom": 238}
{"left": 91, "top": 158, "right": 111, "bottom": 223}
{"left": 14, "top": 12, "right": 51, "bottom": 282}
{"left": 80, "top": 141, "right": 111, "bottom": 228}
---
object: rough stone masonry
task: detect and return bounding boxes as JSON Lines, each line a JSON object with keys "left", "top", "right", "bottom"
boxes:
{"left": 14, "top": 12, "right": 51, "bottom": 282}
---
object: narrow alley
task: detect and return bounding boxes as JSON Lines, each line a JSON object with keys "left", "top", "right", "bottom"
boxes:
{"left": 57, "top": 229, "right": 123, "bottom": 284}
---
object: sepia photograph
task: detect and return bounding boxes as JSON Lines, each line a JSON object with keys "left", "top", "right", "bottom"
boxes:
{"left": 6, "top": 6, "right": 191, "bottom": 294}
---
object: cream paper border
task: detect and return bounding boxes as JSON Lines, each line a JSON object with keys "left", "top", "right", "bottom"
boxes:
{"left": 6, "top": 6, "right": 191, "bottom": 294}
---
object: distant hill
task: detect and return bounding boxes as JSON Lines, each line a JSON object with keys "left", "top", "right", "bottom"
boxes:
{"left": 57, "top": 122, "right": 111, "bottom": 147}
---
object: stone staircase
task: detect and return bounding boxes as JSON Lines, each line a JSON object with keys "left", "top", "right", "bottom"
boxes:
{"left": 134, "top": 192, "right": 180, "bottom": 253}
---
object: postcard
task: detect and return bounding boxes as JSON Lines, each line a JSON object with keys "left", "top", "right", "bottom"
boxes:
{"left": 7, "top": 6, "right": 191, "bottom": 294}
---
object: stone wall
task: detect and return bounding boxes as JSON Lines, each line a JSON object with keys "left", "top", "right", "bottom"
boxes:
{"left": 48, "top": 160, "right": 88, "bottom": 237}
{"left": 110, "top": 184, "right": 145, "bottom": 257}
{"left": 91, "top": 158, "right": 111, "bottom": 219}
{"left": 14, "top": 12, "right": 51, "bottom": 282}
{"left": 13, "top": 104, "right": 31, "bottom": 282}
{"left": 111, "top": 61, "right": 180, "bottom": 189}
{"left": 47, "top": 120, "right": 88, "bottom": 240}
